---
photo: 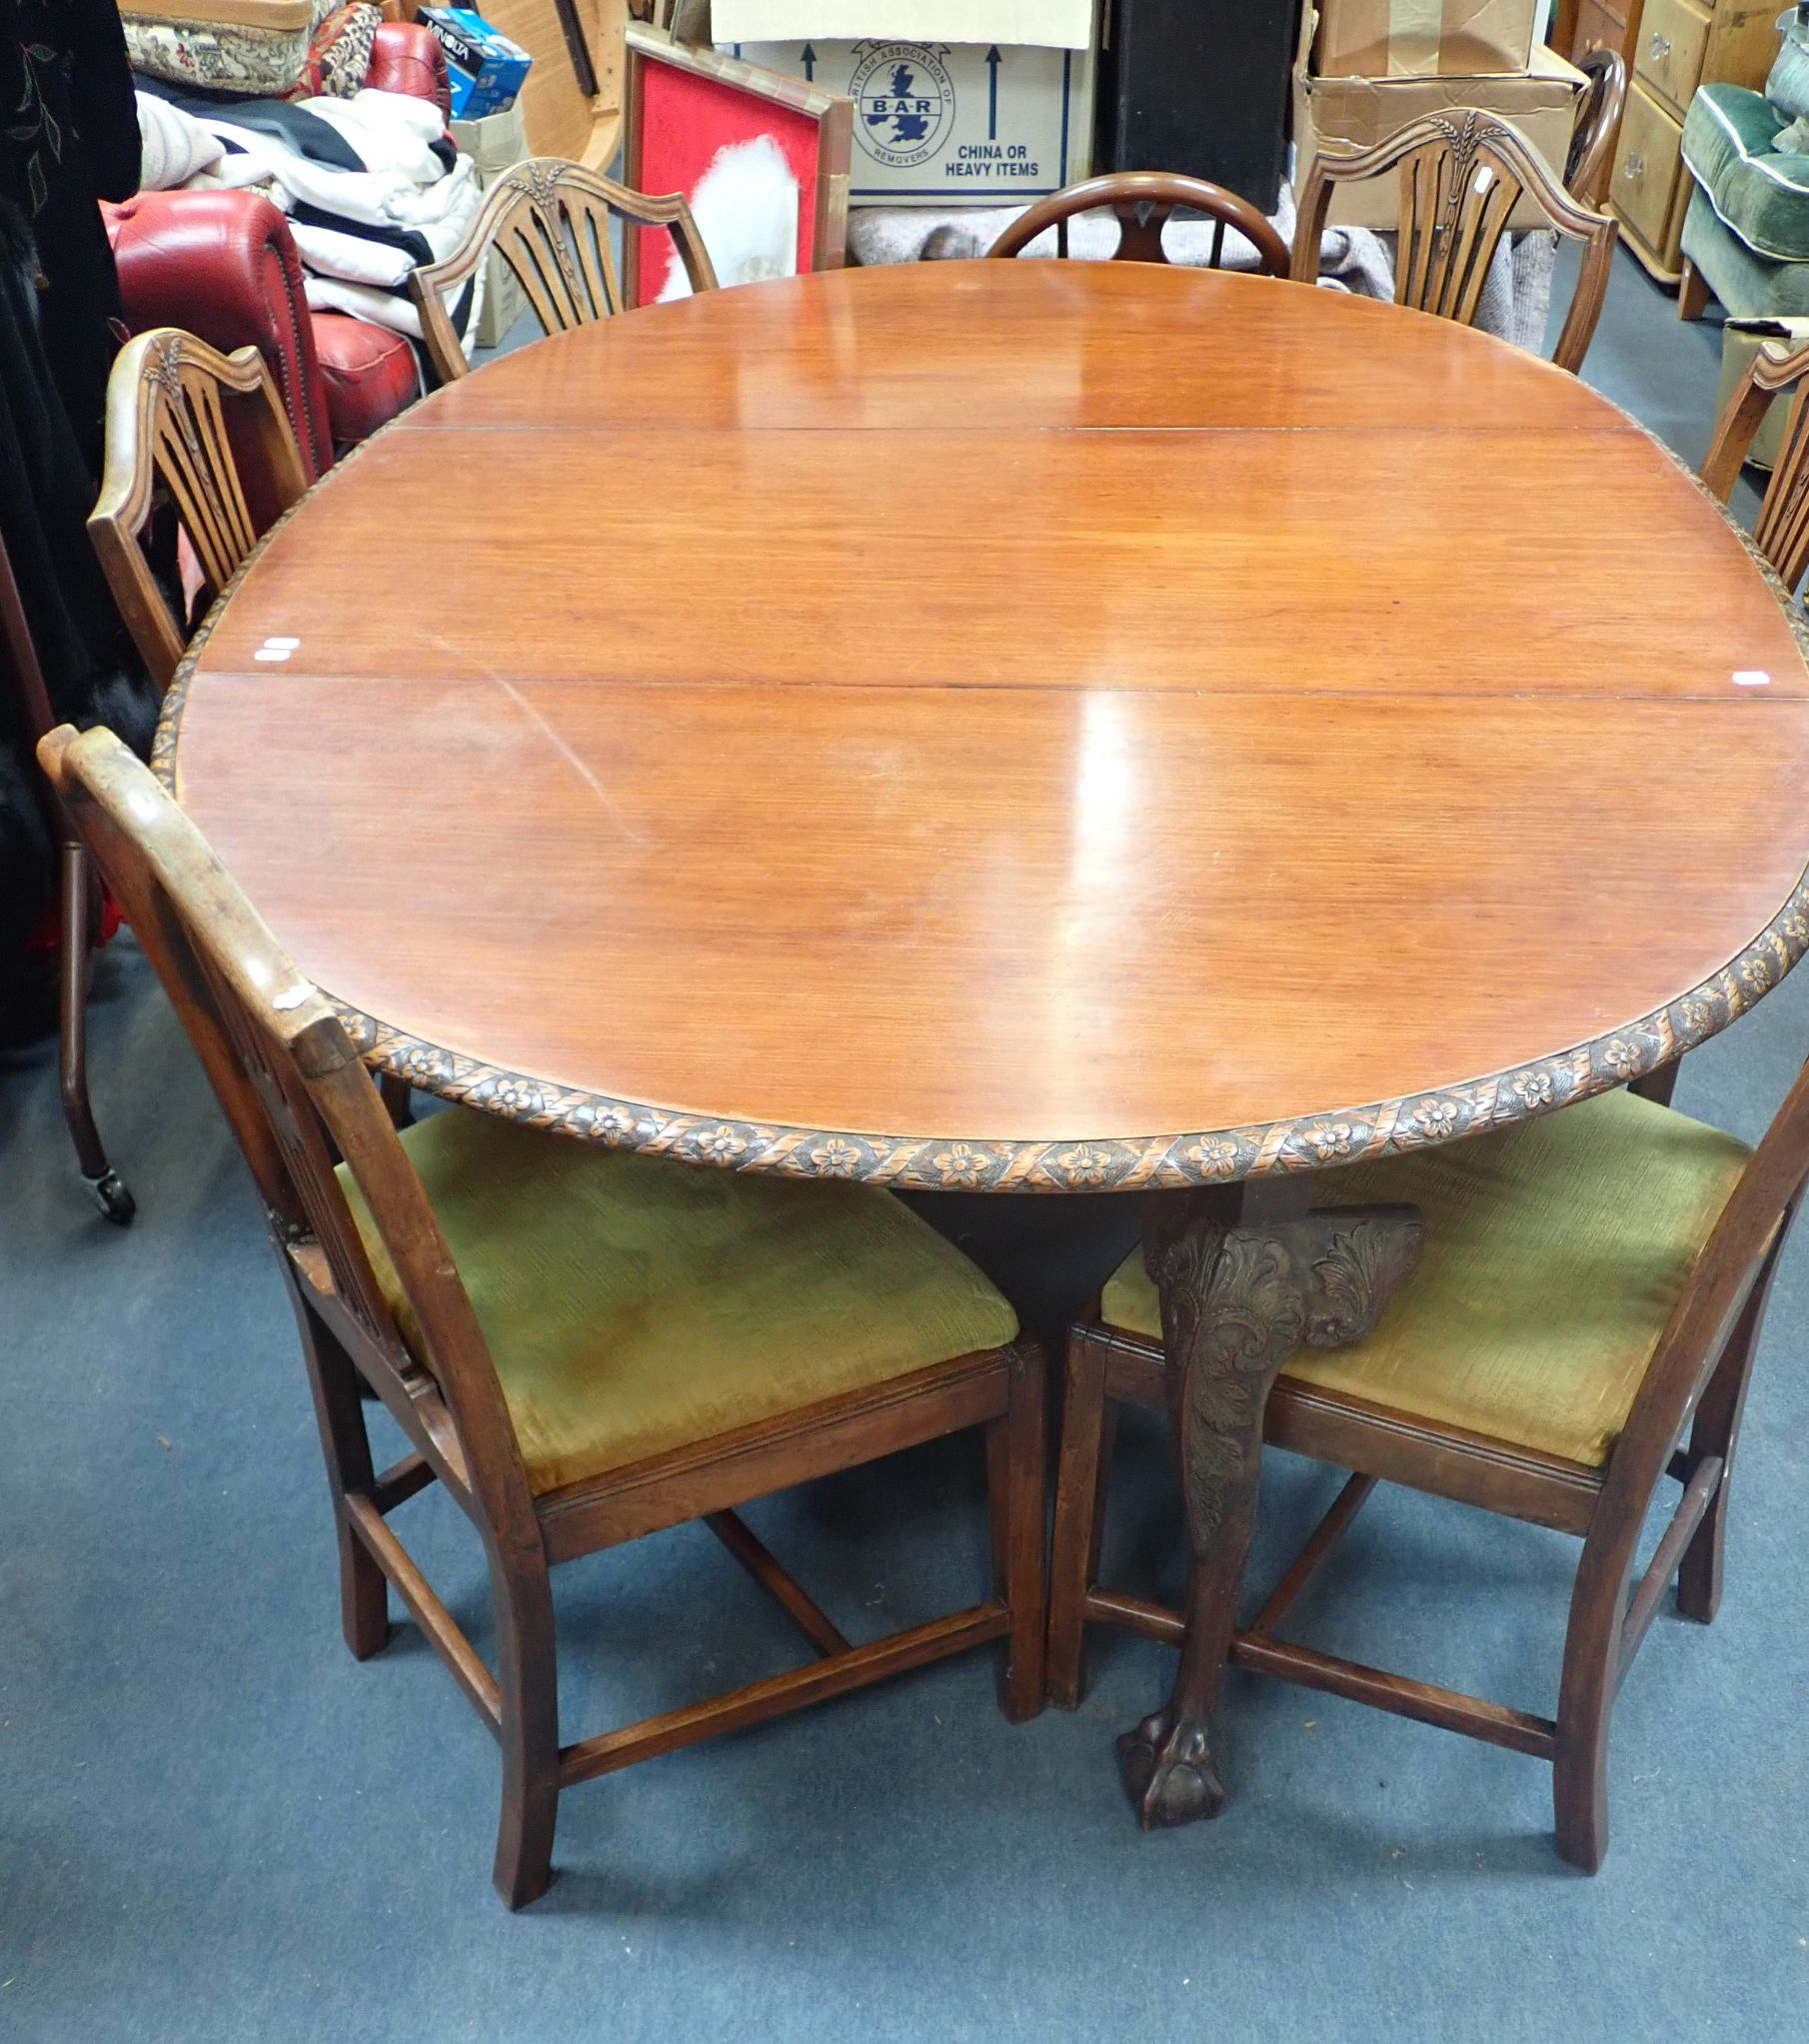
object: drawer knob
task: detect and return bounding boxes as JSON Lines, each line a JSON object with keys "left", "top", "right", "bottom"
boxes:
{"left": 1649, "top": 31, "right": 1672, "bottom": 57}
{"left": 1623, "top": 152, "right": 1647, "bottom": 177}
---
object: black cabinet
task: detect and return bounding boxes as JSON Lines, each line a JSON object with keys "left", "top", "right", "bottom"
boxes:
{"left": 1093, "top": 0, "right": 1298, "bottom": 211}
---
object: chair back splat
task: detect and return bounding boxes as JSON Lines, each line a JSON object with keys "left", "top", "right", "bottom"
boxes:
{"left": 410, "top": 156, "right": 718, "bottom": 385}
{"left": 88, "top": 329, "right": 309, "bottom": 691}
{"left": 1292, "top": 108, "right": 1618, "bottom": 373}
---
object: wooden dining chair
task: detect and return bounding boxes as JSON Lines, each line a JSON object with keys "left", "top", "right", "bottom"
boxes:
{"left": 47, "top": 327, "right": 312, "bottom": 1216}
{"left": 1292, "top": 109, "right": 1619, "bottom": 374}
{"left": 43, "top": 721, "right": 1045, "bottom": 1911}
{"left": 985, "top": 170, "right": 1291, "bottom": 275}
{"left": 88, "top": 327, "right": 309, "bottom": 694}
{"left": 1566, "top": 47, "right": 1627, "bottom": 210}
{"left": 85, "top": 327, "right": 415, "bottom": 1131}
{"left": 1047, "top": 1061, "right": 1806, "bottom": 1871}
{"left": 410, "top": 157, "right": 719, "bottom": 386}
{"left": 1701, "top": 331, "right": 1809, "bottom": 595}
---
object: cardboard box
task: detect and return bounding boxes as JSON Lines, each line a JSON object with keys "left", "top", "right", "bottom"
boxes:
{"left": 420, "top": 7, "right": 533, "bottom": 118}
{"left": 722, "top": 34, "right": 1095, "bottom": 204}
{"left": 1293, "top": 12, "right": 1585, "bottom": 232}
{"left": 713, "top": 2, "right": 1092, "bottom": 47}
{"left": 1311, "top": 0, "right": 1537, "bottom": 79}
{"left": 450, "top": 101, "right": 530, "bottom": 348}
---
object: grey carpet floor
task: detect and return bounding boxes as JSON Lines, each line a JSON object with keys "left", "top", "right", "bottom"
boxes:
{"left": 2, "top": 248, "right": 1805, "bottom": 2042}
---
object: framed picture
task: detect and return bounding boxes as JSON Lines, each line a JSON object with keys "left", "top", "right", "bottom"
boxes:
{"left": 621, "top": 23, "right": 853, "bottom": 308}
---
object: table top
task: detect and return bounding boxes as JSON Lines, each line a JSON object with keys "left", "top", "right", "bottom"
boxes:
{"left": 161, "top": 261, "right": 1809, "bottom": 1192}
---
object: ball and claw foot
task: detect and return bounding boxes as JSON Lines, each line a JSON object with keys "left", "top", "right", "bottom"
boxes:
{"left": 1116, "top": 1707, "right": 1226, "bottom": 1829}
{"left": 86, "top": 1168, "right": 136, "bottom": 1226}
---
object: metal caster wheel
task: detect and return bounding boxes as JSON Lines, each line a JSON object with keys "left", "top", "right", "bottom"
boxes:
{"left": 86, "top": 1168, "right": 136, "bottom": 1226}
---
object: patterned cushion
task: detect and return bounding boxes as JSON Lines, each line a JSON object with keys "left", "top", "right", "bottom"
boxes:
{"left": 1098, "top": 1087, "right": 1750, "bottom": 1468}
{"left": 336, "top": 1104, "right": 1019, "bottom": 1494}
{"left": 293, "top": 1, "right": 381, "bottom": 99}
{"left": 122, "top": 0, "right": 330, "bottom": 96}
{"left": 1681, "top": 84, "right": 1809, "bottom": 265}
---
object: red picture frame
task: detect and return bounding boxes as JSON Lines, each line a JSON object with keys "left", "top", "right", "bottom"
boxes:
{"left": 621, "top": 24, "right": 853, "bottom": 309}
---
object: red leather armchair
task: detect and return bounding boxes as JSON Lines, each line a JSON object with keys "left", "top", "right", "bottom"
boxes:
{"left": 103, "top": 25, "right": 453, "bottom": 480}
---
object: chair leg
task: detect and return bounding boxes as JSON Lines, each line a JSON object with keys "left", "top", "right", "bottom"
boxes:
{"left": 490, "top": 1551, "right": 561, "bottom": 1910}
{"left": 1677, "top": 1277, "right": 1768, "bottom": 1623}
{"left": 57, "top": 843, "right": 134, "bottom": 1223}
{"left": 1047, "top": 1338, "right": 1116, "bottom": 1710}
{"left": 1552, "top": 1693, "right": 1612, "bottom": 1873}
{"left": 1553, "top": 1534, "right": 1624, "bottom": 1873}
{"left": 1678, "top": 258, "right": 1711, "bottom": 322}
{"left": 987, "top": 1347, "right": 1048, "bottom": 1723}
{"left": 378, "top": 1071, "right": 414, "bottom": 1127}
{"left": 1676, "top": 1480, "right": 1729, "bottom": 1626}
{"left": 290, "top": 1288, "right": 390, "bottom": 1661}
{"left": 1627, "top": 1056, "right": 1681, "bottom": 1106}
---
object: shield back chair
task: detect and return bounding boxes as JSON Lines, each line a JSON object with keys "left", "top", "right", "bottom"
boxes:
{"left": 35, "top": 327, "right": 310, "bottom": 1221}
{"left": 42, "top": 720, "right": 1046, "bottom": 1912}
{"left": 1628, "top": 333, "right": 1809, "bottom": 1111}
{"left": 1046, "top": 1060, "right": 1808, "bottom": 1872}
{"left": 89, "top": 327, "right": 309, "bottom": 695}
{"left": 985, "top": 170, "right": 1291, "bottom": 274}
{"left": 410, "top": 157, "right": 719, "bottom": 386}
{"left": 1566, "top": 47, "right": 1627, "bottom": 210}
{"left": 1701, "top": 332, "right": 1809, "bottom": 595}
{"left": 1291, "top": 108, "right": 1619, "bottom": 373}
{"left": 87, "top": 327, "right": 413, "bottom": 1128}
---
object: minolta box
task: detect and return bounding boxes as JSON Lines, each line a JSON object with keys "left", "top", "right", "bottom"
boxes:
{"left": 420, "top": 8, "right": 532, "bottom": 119}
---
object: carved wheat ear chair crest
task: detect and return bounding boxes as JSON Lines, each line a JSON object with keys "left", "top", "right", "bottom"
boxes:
{"left": 1292, "top": 108, "right": 1619, "bottom": 374}
{"left": 410, "top": 157, "right": 719, "bottom": 387}
{"left": 1048, "top": 1054, "right": 1808, "bottom": 1871}
{"left": 985, "top": 170, "right": 1291, "bottom": 274}
{"left": 43, "top": 721, "right": 1045, "bottom": 1911}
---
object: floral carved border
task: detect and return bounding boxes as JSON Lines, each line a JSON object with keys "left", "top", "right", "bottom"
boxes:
{"left": 153, "top": 381, "right": 1809, "bottom": 1193}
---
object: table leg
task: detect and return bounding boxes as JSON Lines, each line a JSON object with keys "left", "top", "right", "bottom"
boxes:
{"left": 1117, "top": 1188, "right": 1424, "bottom": 1828}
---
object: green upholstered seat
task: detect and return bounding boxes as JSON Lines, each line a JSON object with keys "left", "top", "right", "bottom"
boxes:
{"left": 1681, "top": 86, "right": 1809, "bottom": 265}
{"left": 1098, "top": 1088, "right": 1750, "bottom": 1468}
{"left": 338, "top": 1105, "right": 1018, "bottom": 1495}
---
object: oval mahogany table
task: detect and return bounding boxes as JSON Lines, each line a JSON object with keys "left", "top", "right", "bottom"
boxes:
{"left": 159, "top": 259, "right": 1809, "bottom": 1830}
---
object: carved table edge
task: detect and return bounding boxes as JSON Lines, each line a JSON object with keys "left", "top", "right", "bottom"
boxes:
{"left": 146, "top": 371, "right": 1809, "bottom": 1194}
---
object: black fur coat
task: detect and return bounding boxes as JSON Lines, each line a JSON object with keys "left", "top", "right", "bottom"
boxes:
{"left": 0, "top": 1, "right": 147, "bottom": 1028}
